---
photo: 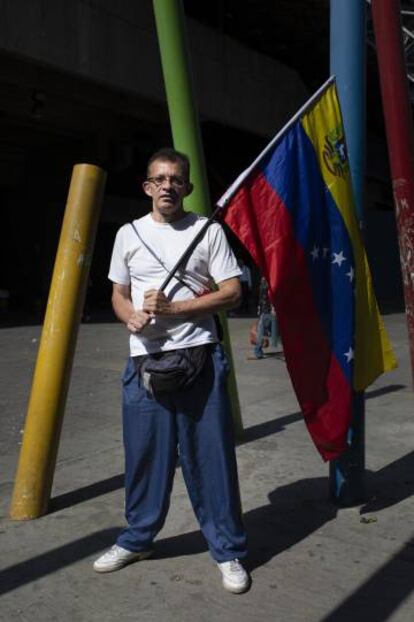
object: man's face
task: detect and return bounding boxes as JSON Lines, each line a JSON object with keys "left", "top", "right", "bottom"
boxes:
{"left": 143, "top": 159, "right": 192, "bottom": 223}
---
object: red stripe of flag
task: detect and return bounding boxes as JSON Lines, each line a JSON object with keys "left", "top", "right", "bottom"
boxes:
{"left": 224, "top": 172, "right": 352, "bottom": 460}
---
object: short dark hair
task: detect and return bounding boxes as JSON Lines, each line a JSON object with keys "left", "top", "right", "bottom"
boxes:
{"left": 146, "top": 148, "right": 190, "bottom": 180}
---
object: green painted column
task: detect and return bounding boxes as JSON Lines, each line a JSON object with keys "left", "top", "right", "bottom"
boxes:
{"left": 152, "top": 0, "right": 209, "bottom": 215}
{"left": 152, "top": 0, "right": 243, "bottom": 436}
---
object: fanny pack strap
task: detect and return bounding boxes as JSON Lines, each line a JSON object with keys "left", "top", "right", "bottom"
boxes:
{"left": 130, "top": 222, "right": 222, "bottom": 341}
{"left": 130, "top": 222, "right": 201, "bottom": 296}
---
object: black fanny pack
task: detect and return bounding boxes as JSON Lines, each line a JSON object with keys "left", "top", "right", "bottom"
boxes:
{"left": 133, "top": 344, "right": 208, "bottom": 396}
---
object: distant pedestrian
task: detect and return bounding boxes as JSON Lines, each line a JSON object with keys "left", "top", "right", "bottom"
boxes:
{"left": 253, "top": 277, "right": 278, "bottom": 360}
{"left": 238, "top": 259, "right": 252, "bottom": 313}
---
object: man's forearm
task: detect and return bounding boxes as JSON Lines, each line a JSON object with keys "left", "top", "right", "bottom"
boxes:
{"left": 112, "top": 286, "right": 152, "bottom": 334}
{"left": 170, "top": 288, "right": 239, "bottom": 316}
{"left": 112, "top": 291, "right": 135, "bottom": 325}
{"left": 142, "top": 279, "right": 241, "bottom": 318}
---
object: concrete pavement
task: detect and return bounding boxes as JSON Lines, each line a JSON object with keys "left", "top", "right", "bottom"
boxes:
{"left": 1, "top": 313, "right": 414, "bottom": 621}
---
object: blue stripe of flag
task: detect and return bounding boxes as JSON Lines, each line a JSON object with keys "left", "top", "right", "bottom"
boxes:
{"left": 258, "top": 121, "right": 355, "bottom": 383}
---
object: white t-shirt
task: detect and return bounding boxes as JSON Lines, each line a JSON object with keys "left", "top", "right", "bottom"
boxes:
{"left": 108, "top": 212, "right": 241, "bottom": 356}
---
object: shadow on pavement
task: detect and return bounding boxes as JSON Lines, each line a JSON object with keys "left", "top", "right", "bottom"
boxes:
{"left": 0, "top": 527, "right": 121, "bottom": 596}
{"left": 320, "top": 537, "right": 414, "bottom": 622}
{"left": 47, "top": 383, "right": 408, "bottom": 514}
{"left": 153, "top": 477, "right": 337, "bottom": 572}
{"left": 1, "top": 479, "right": 336, "bottom": 594}
{"left": 365, "top": 384, "right": 406, "bottom": 400}
{"left": 239, "top": 383, "right": 404, "bottom": 448}
{"left": 361, "top": 450, "right": 414, "bottom": 514}
{"left": 48, "top": 411, "right": 302, "bottom": 513}
{"left": 49, "top": 474, "right": 124, "bottom": 513}
{"left": 4, "top": 468, "right": 413, "bottom": 621}
{"left": 240, "top": 411, "right": 302, "bottom": 445}
{"left": 245, "top": 477, "right": 337, "bottom": 571}
{"left": 153, "top": 529, "right": 208, "bottom": 559}
{"left": 154, "top": 473, "right": 414, "bottom": 621}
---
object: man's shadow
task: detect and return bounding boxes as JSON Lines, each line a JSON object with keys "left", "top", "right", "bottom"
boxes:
{"left": 155, "top": 447, "right": 414, "bottom": 569}
{"left": 154, "top": 476, "right": 337, "bottom": 571}
{"left": 244, "top": 477, "right": 337, "bottom": 570}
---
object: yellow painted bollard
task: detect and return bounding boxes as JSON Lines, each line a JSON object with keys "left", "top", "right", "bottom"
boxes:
{"left": 9, "top": 164, "right": 107, "bottom": 520}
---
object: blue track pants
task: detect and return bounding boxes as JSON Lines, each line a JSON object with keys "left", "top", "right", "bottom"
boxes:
{"left": 116, "top": 344, "right": 247, "bottom": 562}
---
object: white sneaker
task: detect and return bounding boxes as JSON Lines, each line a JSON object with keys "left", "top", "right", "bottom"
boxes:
{"left": 93, "top": 544, "right": 152, "bottom": 573}
{"left": 217, "top": 559, "right": 250, "bottom": 594}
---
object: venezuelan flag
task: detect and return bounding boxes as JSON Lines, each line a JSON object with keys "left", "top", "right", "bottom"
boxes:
{"left": 219, "top": 78, "right": 397, "bottom": 461}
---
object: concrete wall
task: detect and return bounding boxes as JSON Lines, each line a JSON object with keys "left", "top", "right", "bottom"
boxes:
{"left": 0, "top": 0, "right": 308, "bottom": 136}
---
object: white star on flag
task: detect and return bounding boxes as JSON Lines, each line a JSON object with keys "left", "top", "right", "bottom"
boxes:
{"left": 332, "top": 251, "right": 346, "bottom": 267}
{"left": 344, "top": 347, "right": 354, "bottom": 363}
{"left": 346, "top": 266, "right": 354, "bottom": 282}
{"left": 310, "top": 245, "right": 319, "bottom": 260}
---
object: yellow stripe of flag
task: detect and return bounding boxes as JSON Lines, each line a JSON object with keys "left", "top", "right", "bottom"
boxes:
{"left": 300, "top": 82, "right": 397, "bottom": 390}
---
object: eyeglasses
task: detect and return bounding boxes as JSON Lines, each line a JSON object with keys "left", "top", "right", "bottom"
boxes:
{"left": 146, "top": 175, "right": 187, "bottom": 188}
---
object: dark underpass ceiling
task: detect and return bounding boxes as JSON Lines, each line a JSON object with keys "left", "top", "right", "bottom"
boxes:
{"left": 184, "top": 0, "right": 330, "bottom": 91}
{"left": 183, "top": 0, "right": 408, "bottom": 140}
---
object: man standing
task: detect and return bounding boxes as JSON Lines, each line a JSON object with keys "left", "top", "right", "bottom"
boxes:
{"left": 93, "top": 148, "right": 249, "bottom": 594}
